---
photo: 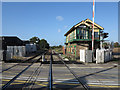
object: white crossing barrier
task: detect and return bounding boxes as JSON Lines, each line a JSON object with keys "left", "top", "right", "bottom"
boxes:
{"left": 80, "top": 49, "right": 92, "bottom": 63}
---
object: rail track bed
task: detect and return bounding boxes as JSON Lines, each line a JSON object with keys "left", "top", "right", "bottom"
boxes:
{"left": 2, "top": 50, "right": 119, "bottom": 89}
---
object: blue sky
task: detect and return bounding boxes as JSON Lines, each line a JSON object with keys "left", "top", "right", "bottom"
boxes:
{"left": 2, "top": 2, "right": 118, "bottom": 46}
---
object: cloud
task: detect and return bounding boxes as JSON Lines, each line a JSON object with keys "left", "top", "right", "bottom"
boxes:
{"left": 64, "top": 25, "right": 68, "bottom": 29}
{"left": 56, "top": 16, "right": 64, "bottom": 21}
{"left": 58, "top": 29, "right": 61, "bottom": 33}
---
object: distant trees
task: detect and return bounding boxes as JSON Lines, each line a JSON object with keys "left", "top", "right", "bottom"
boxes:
{"left": 30, "top": 37, "right": 40, "bottom": 44}
{"left": 114, "top": 42, "right": 120, "bottom": 47}
{"left": 103, "top": 42, "right": 120, "bottom": 48}
{"left": 39, "top": 39, "right": 50, "bottom": 50}
{"left": 51, "top": 45, "right": 62, "bottom": 49}
{"left": 29, "top": 37, "right": 50, "bottom": 50}
{"left": 102, "top": 42, "right": 109, "bottom": 49}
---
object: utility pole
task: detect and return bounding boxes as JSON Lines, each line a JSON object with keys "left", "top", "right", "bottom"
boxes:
{"left": 92, "top": 0, "right": 95, "bottom": 62}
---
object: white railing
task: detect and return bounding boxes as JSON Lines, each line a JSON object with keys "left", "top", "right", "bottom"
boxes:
{"left": 80, "top": 48, "right": 112, "bottom": 63}
{"left": 96, "top": 49, "right": 112, "bottom": 63}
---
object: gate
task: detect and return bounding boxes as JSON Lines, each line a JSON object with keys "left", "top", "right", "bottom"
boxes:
{"left": 80, "top": 49, "right": 92, "bottom": 63}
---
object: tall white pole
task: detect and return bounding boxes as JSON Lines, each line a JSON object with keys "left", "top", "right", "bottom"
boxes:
{"left": 92, "top": 0, "right": 95, "bottom": 61}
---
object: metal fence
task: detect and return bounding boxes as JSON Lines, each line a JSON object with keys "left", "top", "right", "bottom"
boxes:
{"left": 6, "top": 46, "right": 26, "bottom": 60}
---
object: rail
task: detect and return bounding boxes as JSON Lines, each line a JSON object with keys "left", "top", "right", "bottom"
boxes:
{"left": 54, "top": 51, "right": 89, "bottom": 90}
{"left": 48, "top": 52, "right": 53, "bottom": 90}
{"left": 2, "top": 52, "right": 46, "bottom": 89}
{"left": 22, "top": 62, "right": 42, "bottom": 89}
{"left": 2, "top": 62, "right": 34, "bottom": 89}
{"left": 2, "top": 50, "right": 90, "bottom": 89}
{"left": 1, "top": 53, "right": 41, "bottom": 73}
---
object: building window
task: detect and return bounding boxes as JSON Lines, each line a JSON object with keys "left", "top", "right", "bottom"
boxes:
{"left": 77, "top": 28, "right": 88, "bottom": 39}
{"left": 94, "top": 32, "right": 99, "bottom": 38}
{"left": 89, "top": 31, "right": 92, "bottom": 39}
{"left": 72, "top": 48, "right": 75, "bottom": 54}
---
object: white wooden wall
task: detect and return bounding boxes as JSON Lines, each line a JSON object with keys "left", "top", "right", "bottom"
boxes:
{"left": 80, "top": 49, "right": 92, "bottom": 63}
{"left": 96, "top": 49, "right": 112, "bottom": 64}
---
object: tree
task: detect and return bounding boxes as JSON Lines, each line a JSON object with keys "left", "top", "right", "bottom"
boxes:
{"left": 39, "top": 39, "right": 50, "bottom": 50}
{"left": 58, "top": 45, "right": 62, "bottom": 48}
{"left": 114, "top": 42, "right": 120, "bottom": 47}
{"left": 29, "top": 37, "right": 50, "bottom": 50}
{"left": 102, "top": 42, "right": 109, "bottom": 49}
{"left": 50, "top": 45, "right": 62, "bottom": 49}
{"left": 29, "top": 37, "right": 40, "bottom": 44}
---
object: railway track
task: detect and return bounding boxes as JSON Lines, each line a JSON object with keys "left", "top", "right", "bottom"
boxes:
{"left": 2, "top": 50, "right": 89, "bottom": 90}
{"left": 2, "top": 54, "right": 42, "bottom": 90}
{"left": 1, "top": 53, "right": 42, "bottom": 73}
{"left": 22, "top": 62, "right": 43, "bottom": 89}
{"left": 2, "top": 50, "right": 48, "bottom": 89}
{"left": 52, "top": 51, "right": 89, "bottom": 90}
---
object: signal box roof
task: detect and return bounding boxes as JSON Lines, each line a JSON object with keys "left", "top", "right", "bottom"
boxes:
{"left": 64, "top": 18, "right": 104, "bottom": 36}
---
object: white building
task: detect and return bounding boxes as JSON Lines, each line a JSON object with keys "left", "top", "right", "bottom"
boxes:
{"left": 25, "top": 44, "right": 37, "bottom": 54}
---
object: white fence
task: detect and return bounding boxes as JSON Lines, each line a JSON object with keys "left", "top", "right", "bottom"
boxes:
{"left": 96, "top": 49, "right": 112, "bottom": 63}
{"left": 80, "top": 49, "right": 112, "bottom": 63}
{"left": 80, "top": 49, "right": 92, "bottom": 63}
{"left": 0, "top": 50, "right": 3, "bottom": 60}
{"left": 6, "top": 46, "right": 26, "bottom": 60}
{"left": 6, "top": 50, "right": 13, "bottom": 60}
{"left": 5, "top": 44, "right": 37, "bottom": 60}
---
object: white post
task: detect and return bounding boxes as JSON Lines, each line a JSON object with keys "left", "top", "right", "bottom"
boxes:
{"left": 92, "top": 0, "right": 95, "bottom": 62}
{"left": 42, "top": 54, "right": 46, "bottom": 62}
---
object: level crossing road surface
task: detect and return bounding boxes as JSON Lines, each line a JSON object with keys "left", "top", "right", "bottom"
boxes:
{"left": 1, "top": 51, "right": 119, "bottom": 89}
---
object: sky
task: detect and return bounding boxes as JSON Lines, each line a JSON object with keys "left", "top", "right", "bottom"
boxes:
{"left": 2, "top": 2, "right": 118, "bottom": 46}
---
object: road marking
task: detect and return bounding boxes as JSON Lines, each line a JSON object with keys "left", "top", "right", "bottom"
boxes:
{"left": 2, "top": 79, "right": 117, "bottom": 85}
{"left": 2, "top": 79, "right": 47, "bottom": 87}
{"left": 2, "top": 78, "right": 118, "bottom": 83}
{"left": 2, "top": 82, "right": 47, "bottom": 87}
{"left": 53, "top": 67, "right": 108, "bottom": 68}
{"left": 2, "top": 79, "right": 10, "bottom": 81}
{"left": 11, "top": 82, "right": 24, "bottom": 85}
{"left": 53, "top": 73, "right": 118, "bottom": 78}
{"left": 2, "top": 80, "right": 120, "bottom": 88}
{"left": 53, "top": 82, "right": 79, "bottom": 85}
{"left": 2, "top": 71, "right": 19, "bottom": 74}
{"left": 14, "top": 80, "right": 26, "bottom": 83}
{"left": 36, "top": 83, "right": 47, "bottom": 86}
{"left": 2, "top": 81, "right": 120, "bottom": 88}
{"left": 53, "top": 82, "right": 120, "bottom": 88}
{"left": 75, "top": 73, "right": 118, "bottom": 77}
{"left": 0, "top": 84, "right": 5, "bottom": 86}
{"left": 88, "top": 84, "right": 120, "bottom": 88}
{"left": 100, "top": 81, "right": 115, "bottom": 82}
{"left": 2, "top": 74, "right": 38, "bottom": 78}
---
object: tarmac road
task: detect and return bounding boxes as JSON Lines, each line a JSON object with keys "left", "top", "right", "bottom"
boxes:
{"left": 1, "top": 54, "right": 119, "bottom": 89}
